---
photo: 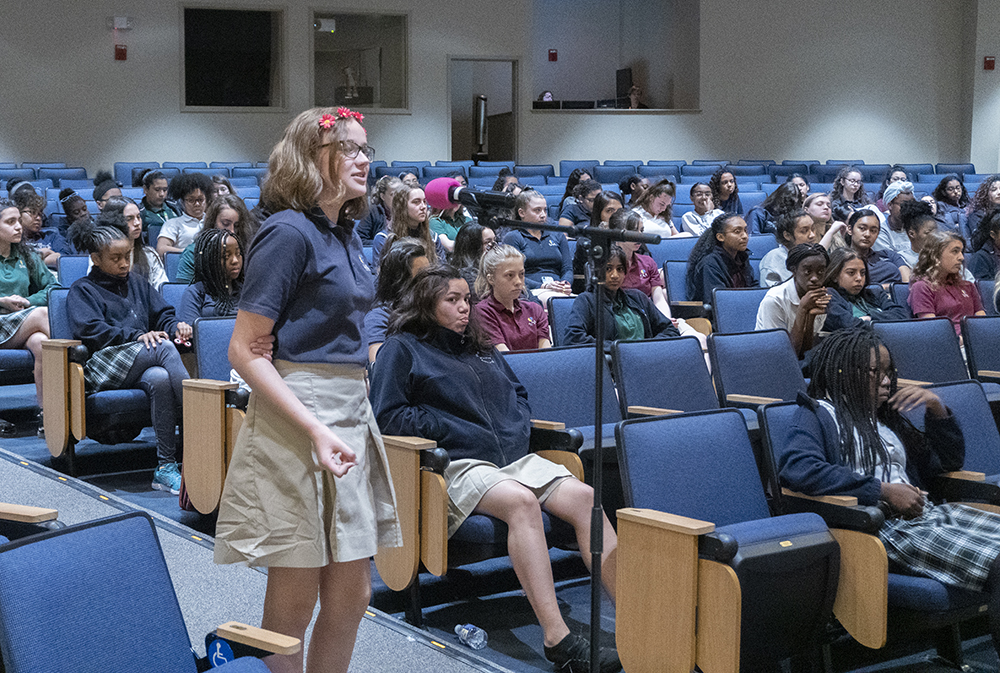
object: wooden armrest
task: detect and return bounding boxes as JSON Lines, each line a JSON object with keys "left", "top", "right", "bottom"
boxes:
{"left": 0, "top": 503, "right": 58, "bottom": 524}
{"left": 616, "top": 508, "right": 714, "bottom": 535}
{"left": 781, "top": 488, "right": 858, "bottom": 507}
{"left": 672, "top": 301, "right": 704, "bottom": 307}
{"left": 941, "top": 471, "right": 986, "bottom": 482}
{"left": 182, "top": 378, "right": 238, "bottom": 392}
{"left": 896, "top": 378, "right": 930, "bottom": 387}
{"left": 381, "top": 435, "right": 437, "bottom": 451}
{"left": 531, "top": 419, "right": 565, "bottom": 430}
{"left": 627, "top": 405, "right": 683, "bottom": 417}
{"left": 216, "top": 622, "right": 301, "bottom": 656}
{"left": 41, "top": 338, "right": 82, "bottom": 349}
{"left": 828, "top": 529, "right": 888, "bottom": 649}
{"left": 726, "top": 393, "right": 781, "bottom": 405}
{"left": 978, "top": 370, "right": 1000, "bottom": 379}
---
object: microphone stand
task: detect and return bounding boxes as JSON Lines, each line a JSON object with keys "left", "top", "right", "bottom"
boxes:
{"left": 488, "top": 215, "right": 660, "bottom": 673}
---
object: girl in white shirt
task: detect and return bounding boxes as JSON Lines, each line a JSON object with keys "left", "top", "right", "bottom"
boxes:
{"left": 680, "top": 182, "right": 723, "bottom": 236}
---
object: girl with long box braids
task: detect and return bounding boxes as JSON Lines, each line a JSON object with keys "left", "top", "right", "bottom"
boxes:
{"left": 779, "top": 328, "right": 1000, "bottom": 656}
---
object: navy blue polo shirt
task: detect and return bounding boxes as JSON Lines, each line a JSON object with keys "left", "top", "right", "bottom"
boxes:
{"left": 502, "top": 228, "right": 572, "bottom": 289}
{"left": 240, "top": 208, "right": 374, "bottom": 365}
{"left": 865, "top": 248, "right": 905, "bottom": 285}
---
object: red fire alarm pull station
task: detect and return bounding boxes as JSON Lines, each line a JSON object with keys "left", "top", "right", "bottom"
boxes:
{"left": 115, "top": 44, "right": 127, "bottom": 61}
{"left": 986, "top": 56, "right": 995, "bottom": 71}
{"left": 548, "top": 49, "right": 557, "bottom": 62}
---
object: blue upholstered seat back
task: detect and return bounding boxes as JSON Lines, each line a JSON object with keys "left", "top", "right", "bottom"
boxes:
{"left": 612, "top": 337, "right": 719, "bottom": 415}
{"left": 873, "top": 318, "right": 968, "bottom": 383}
{"left": 712, "top": 287, "right": 770, "bottom": 334}
{"left": 502, "top": 345, "right": 620, "bottom": 429}
{"left": 926, "top": 381, "right": 1000, "bottom": 480}
{"left": 963, "top": 315, "right": 1000, "bottom": 377}
{"left": 0, "top": 512, "right": 196, "bottom": 673}
{"left": 545, "top": 296, "right": 574, "bottom": 347}
{"left": 708, "top": 329, "right": 807, "bottom": 404}
{"left": 160, "top": 282, "right": 187, "bottom": 309}
{"left": 617, "top": 409, "right": 771, "bottom": 526}
{"left": 47, "top": 287, "right": 72, "bottom": 340}
{"left": 194, "top": 317, "right": 236, "bottom": 382}
{"left": 57, "top": 255, "right": 90, "bottom": 287}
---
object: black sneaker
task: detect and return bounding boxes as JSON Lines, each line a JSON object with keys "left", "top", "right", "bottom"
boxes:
{"left": 543, "top": 633, "right": 622, "bottom": 673}
{"left": 35, "top": 411, "right": 44, "bottom": 439}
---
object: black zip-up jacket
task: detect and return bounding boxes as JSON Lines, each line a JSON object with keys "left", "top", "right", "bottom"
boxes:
{"left": 823, "top": 286, "right": 911, "bottom": 332}
{"left": 688, "top": 246, "right": 755, "bottom": 303}
{"left": 67, "top": 268, "right": 178, "bottom": 354}
{"left": 563, "top": 287, "right": 679, "bottom": 346}
{"left": 370, "top": 327, "right": 531, "bottom": 466}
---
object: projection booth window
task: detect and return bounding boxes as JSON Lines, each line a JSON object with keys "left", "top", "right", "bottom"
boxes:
{"left": 313, "top": 12, "right": 408, "bottom": 110}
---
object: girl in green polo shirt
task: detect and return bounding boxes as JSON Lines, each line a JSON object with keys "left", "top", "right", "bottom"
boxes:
{"left": 0, "top": 198, "right": 56, "bottom": 417}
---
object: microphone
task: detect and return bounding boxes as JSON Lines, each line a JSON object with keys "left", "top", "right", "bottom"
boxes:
{"left": 425, "top": 177, "right": 516, "bottom": 212}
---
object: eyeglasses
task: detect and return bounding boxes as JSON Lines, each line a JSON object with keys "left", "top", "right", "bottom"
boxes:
{"left": 320, "top": 140, "right": 375, "bottom": 161}
{"left": 845, "top": 178, "right": 863, "bottom": 185}
{"left": 184, "top": 196, "right": 206, "bottom": 205}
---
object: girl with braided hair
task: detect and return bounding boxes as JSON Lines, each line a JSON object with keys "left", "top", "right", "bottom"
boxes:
{"left": 779, "top": 328, "right": 1000, "bottom": 657}
{"left": 102, "top": 196, "right": 169, "bottom": 290}
{"left": 755, "top": 243, "right": 830, "bottom": 359}
{"left": 67, "top": 217, "right": 192, "bottom": 495}
{"left": 178, "top": 228, "right": 243, "bottom": 325}
{"left": 175, "top": 194, "right": 258, "bottom": 284}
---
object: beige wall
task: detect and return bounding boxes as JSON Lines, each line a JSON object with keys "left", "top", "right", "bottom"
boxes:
{"left": 0, "top": 0, "right": 995, "bottom": 175}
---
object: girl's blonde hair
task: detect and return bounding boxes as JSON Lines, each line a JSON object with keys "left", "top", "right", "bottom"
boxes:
{"left": 475, "top": 244, "right": 524, "bottom": 297}
{"left": 261, "top": 107, "right": 368, "bottom": 220}
{"left": 912, "top": 230, "right": 965, "bottom": 286}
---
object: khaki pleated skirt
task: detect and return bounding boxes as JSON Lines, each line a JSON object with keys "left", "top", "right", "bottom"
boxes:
{"left": 445, "top": 453, "right": 573, "bottom": 537}
{"left": 214, "top": 360, "right": 401, "bottom": 567}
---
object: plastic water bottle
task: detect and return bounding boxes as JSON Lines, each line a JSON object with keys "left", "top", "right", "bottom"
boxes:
{"left": 454, "top": 623, "right": 487, "bottom": 650}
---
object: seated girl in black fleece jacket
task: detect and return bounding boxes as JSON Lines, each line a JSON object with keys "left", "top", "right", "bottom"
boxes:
{"left": 821, "top": 247, "right": 911, "bottom": 333}
{"left": 369, "top": 265, "right": 621, "bottom": 673}
{"left": 67, "top": 215, "right": 192, "bottom": 496}
{"left": 564, "top": 244, "right": 679, "bottom": 346}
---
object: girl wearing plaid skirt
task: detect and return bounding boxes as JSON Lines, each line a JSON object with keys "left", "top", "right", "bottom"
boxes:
{"left": 67, "top": 213, "right": 192, "bottom": 494}
{"left": 779, "top": 328, "right": 1000, "bottom": 654}
{"left": 0, "top": 198, "right": 56, "bottom": 423}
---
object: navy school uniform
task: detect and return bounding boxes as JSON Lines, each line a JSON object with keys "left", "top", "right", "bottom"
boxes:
{"left": 688, "top": 246, "right": 756, "bottom": 303}
{"left": 370, "top": 328, "right": 531, "bottom": 466}
{"left": 502, "top": 228, "right": 573, "bottom": 289}
{"left": 862, "top": 248, "right": 905, "bottom": 285}
{"left": 563, "top": 287, "right": 679, "bottom": 346}
{"left": 240, "top": 208, "right": 374, "bottom": 364}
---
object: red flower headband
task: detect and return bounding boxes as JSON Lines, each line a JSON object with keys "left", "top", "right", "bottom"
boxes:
{"left": 319, "top": 107, "right": 364, "bottom": 129}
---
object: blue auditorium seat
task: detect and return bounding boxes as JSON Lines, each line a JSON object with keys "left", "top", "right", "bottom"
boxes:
{"left": 113, "top": 162, "right": 159, "bottom": 186}
{"left": 708, "top": 328, "right": 806, "bottom": 407}
{"left": 0, "top": 511, "right": 293, "bottom": 672}
{"left": 615, "top": 408, "right": 839, "bottom": 671}
{"left": 558, "top": 160, "right": 599, "bottom": 177}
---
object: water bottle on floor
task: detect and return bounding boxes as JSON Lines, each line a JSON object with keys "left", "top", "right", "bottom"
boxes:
{"left": 454, "top": 623, "right": 487, "bottom": 650}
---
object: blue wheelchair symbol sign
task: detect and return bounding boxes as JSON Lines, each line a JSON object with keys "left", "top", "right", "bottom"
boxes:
{"left": 210, "top": 638, "right": 235, "bottom": 667}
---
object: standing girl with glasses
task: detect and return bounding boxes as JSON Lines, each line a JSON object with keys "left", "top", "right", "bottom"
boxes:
{"left": 214, "top": 108, "right": 400, "bottom": 673}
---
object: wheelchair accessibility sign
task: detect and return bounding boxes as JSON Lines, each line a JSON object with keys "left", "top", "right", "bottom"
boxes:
{"left": 209, "top": 638, "right": 235, "bottom": 667}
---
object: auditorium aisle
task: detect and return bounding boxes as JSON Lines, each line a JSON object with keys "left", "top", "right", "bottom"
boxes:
{"left": 0, "top": 446, "right": 504, "bottom": 672}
